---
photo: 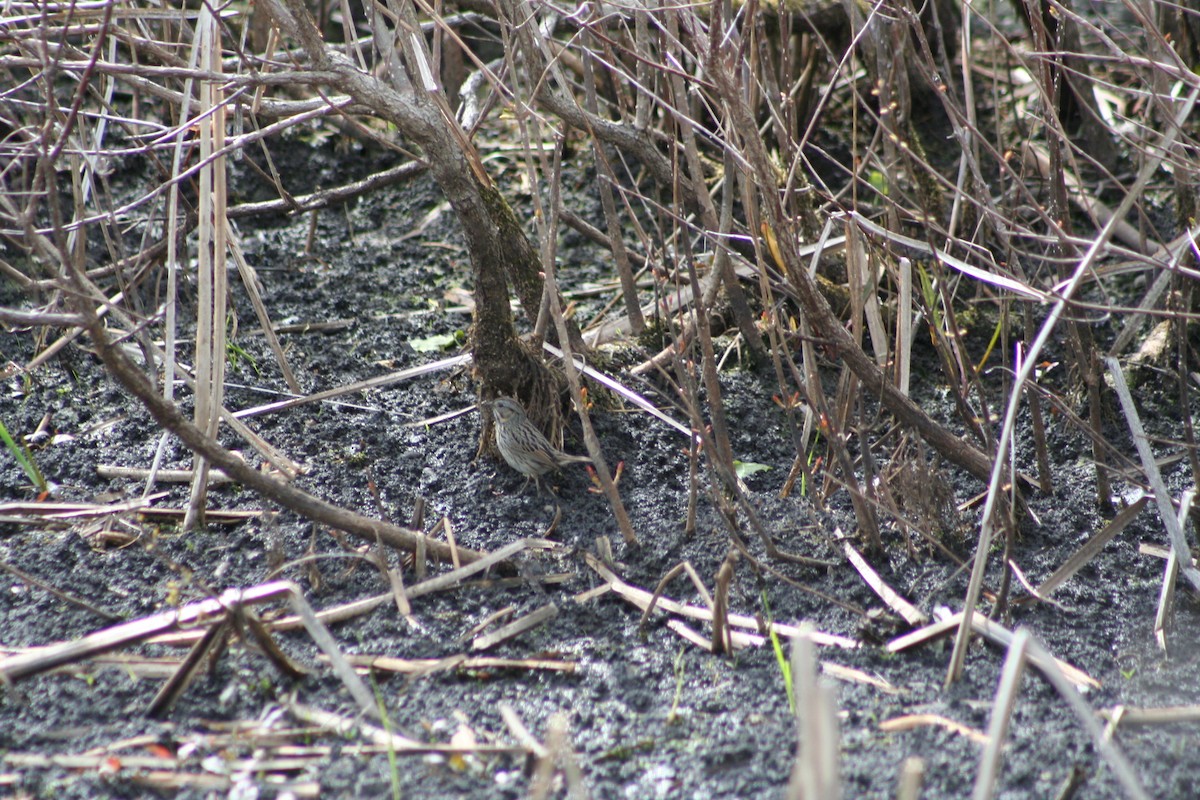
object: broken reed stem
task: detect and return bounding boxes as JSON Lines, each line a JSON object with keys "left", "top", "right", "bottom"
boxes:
{"left": 186, "top": 8, "right": 228, "bottom": 531}
{"left": 710, "top": 551, "right": 737, "bottom": 655}
{"left": 787, "top": 625, "right": 842, "bottom": 800}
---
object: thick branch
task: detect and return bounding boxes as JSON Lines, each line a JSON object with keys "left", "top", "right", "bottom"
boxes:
{"left": 261, "top": 0, "right": 568, "bottom": 365}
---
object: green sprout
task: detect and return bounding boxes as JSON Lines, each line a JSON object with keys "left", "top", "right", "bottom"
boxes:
{"left": 763, "top": 589, "right": 794, "bottom": 714}
{"left": 0, "top": 416, "right": 47, "bottom": 495}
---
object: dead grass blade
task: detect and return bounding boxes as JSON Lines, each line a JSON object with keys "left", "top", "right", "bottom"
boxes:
{"left": 1106, "top": 355, "right": 1200, "bottom": 592}
{"left": 407, "top": 538, "right": 559, "bottom": 598}
{"left": 287, "top": 702, "right": 528, "bottom": 755}
{"left": 0, "top": 560, "right": 122, "bottom": 622}
{"left": 972, "top": 628, "right": 1029, "bottom": 798}
{"left": 878, "top": 714, "right": 989, "bottom": 745}
{"left": 471, "top": 603, "right": 559, "bottom": 651}
{"left": 537, "top": 144, "right": 636, "bottom": 545}
{"left": 1154, "top": 548, "right": 1181, "bottom": 653}
{"left": 1102, "top": 705, "right": 1200, "bottom": 729}
{"left": 637, "top": 561, "right": 714, "bottom": 636}
{"left": 232, "top": 353, "right": 471, "bottom": 420}
{"left": 226, "top": 227, "right": 300, "bottom": 392}
{"left": 3, "top": 751, "right": 319, "bottom": 797}
{"left": 897, "top": 757, "right": 924, "bottom": 800}
{"left": 974, "top": 632, "right": 1150, "bottom": 800}
{"left": 587, "top": 553, "right": 860, "bottom": 650}
{"left": 846, "top": 211, "right": 1046, "bottom": 302}
{"left": 818, "top": 662, "right": 901, "bottom": 695}
{"left": 345, "top": 654, "right": 576, "bottom": 676}
{"left": 0, "top": 495, "right": 167, "bottom": 522}
{"left": 842, "top": 542, "right": 928, "bottom": 627}
{"left": 1031, "top": 493, "right": 1149, "bottom": 599}
{"left": 542, "top": 342, "right": 693, "bottom": 440}
{"left": 1154, "top": 489, "right": 1193, "bottom": 651}
{"left": 894, "top": 257, "right": 913, "bottom": 397}
{"left": 890, "top": 611, "right": 1098, "bottom": 691}
{"left": 147, "top": 619, "right": 232, "bottom": 718}
{"left": 96, "top": 465, "right": 234, "bottom": 484}
{"left": 499, "top": 703, "right": 550, "bottom": 759}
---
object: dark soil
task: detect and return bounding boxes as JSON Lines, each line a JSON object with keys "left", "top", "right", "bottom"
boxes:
{"left": 2, "top": 134, "right": 1199, "bottom": 799}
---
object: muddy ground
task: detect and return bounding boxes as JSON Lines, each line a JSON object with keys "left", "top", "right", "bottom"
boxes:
{"left": 2, "top": 132, "right": 1199, "bottom": 799}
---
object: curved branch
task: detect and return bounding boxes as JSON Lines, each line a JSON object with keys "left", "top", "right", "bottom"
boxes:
{"left": 70, "top": 289, "right": 488, "bottom": 566}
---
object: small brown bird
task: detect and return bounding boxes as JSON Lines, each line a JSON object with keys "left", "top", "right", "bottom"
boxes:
{"left": 488, "top": 396, "right": 591, "bottom": 493}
